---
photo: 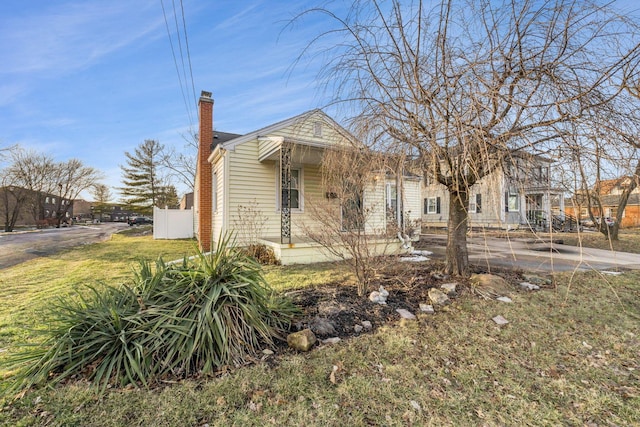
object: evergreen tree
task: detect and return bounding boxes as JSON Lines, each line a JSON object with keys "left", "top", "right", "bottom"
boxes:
{"left": 156, "top": 185, "right": 180, "bottom": 209}
{"left": 119, "top": 140, "right": 166, "bottom": 213}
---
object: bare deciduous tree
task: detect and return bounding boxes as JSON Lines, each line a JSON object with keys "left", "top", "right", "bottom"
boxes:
{"left": 302, "top": 147, "right": 396, "bottom": 296}
{"left": 293, "top": 0, "right": 640, "bottom": 276}
{"left": 160, "top": 128, "right": 198, "bottom": 193}
{"left": 2, "top": 147, "right": 102, "bottom": 229}
{"left": 564, "top": 92, "right": 640, "bottom": 241}
{"left": 48, "top": 159, "right": 102, "bottom": 226}
{"left": 6, "top": 148, "right": 57, "bottom": 223}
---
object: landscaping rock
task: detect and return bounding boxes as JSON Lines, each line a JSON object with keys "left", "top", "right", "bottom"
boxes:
{"left": 317, "top": 301, "right": 349, "bottom": 316}
{"left": 354, "top": 324, "right": 364, "bottom": 333}
{"left": 496, "top": 296, "right": 513, "bottom": 303}
{"left": 470, "top": 273, "right": 511, "bottom": 295}
{"left": 519, "top": 282, "right": 540, "bottom": 291}
{"left": 369, "top": 285, "right": 389, "bottom": 304}
{"left": 310, "top": 317, "right": 337, "bottom": 336}
{"left": 321, "top": 337, "right": 341, "bottom": 345}
{"left": 522, "top": 274, "right": 552, "bottom": 286}
{"left": 440, "top": 283, "right": 457, "bottom": 295}
{"left": 361, "top": 320, "right": 373, "bottom": 330}
{"left": 492, "top": 315, "right": 509, "bottom": 326}
{"left": 287, "top": 329, "right": 317, "bottom": 351}
{"left": 419, "top": 303, "right": 435, "bottom": 314}
{"left": 428, "top": 288, "right": 450, "bottom": 306}
{"left": 431, "top": 272, "right": 450, "bottom": 280}
{"left": 396, "top": 308, "right": 416, "bottom": 320}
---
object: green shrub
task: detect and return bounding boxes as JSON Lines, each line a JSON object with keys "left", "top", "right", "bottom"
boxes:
{"left": 5, "top": 235, "right": 298, "bottom": 394}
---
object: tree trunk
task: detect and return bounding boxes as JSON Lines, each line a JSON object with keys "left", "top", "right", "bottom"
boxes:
{"left": 445, "top": 190, "right": 470, "bottom": 276}
{"left": 601, "top": 222, "right": 619, "bottom": 241}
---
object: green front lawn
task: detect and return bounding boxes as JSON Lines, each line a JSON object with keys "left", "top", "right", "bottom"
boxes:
{"left": 1, "top": 234, "right": 638, "bottom": 426}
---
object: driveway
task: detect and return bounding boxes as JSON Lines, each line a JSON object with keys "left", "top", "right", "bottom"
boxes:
{"left": 0, "top": 223, "right": 129, "bottom": 269}
{"left": 419, "top": 233, "right": 640, "bottom": 273}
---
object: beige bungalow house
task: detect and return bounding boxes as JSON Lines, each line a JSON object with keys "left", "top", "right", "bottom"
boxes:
{"left": 422, "top": 153, "right": 565, "bottom": 231}
{"left": 194, "top": 91, "right": 421, "bottom": 264}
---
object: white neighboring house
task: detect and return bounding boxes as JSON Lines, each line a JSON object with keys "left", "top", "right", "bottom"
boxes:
{"left": 421, "top": 153, "right": 565, "bottom": 231}
{"left": 194, "top": 91, "right": 421, "bottom": 264}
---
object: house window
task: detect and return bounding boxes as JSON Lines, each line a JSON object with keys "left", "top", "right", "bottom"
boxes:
{"left": 505, "top": 191, "right": 519, "bottom": 212}
{"left": 469, "top": 194, "right": 482, "bottom": 213}
{"left": 386, "top": 183, "right": 397, "bottom": 220}
{"left": 52, "top": 198, "right": 56, "bottom": 205}
{"left": 424, "top": 197, "right": 440, "bottom": 214}
{"left": 313, "top": 121, "right": 323, "bottom": 137}
{"left": 45, "top": 197, "right": 50, "bottom": 204}
{"left": 535, "top": 166, "right": 549, "bottom": 181}
{"left": 342, "top": 191, "right": 364, "bottom": 231}
{"left": 279, "top": 168, "right": 302, "bottom": 210}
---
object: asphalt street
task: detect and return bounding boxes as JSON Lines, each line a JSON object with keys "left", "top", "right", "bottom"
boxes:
{"left": 0, "top": 223, "right": 129, "bottom": 269}
{"left": 420, "top": 233, "right": 640, "bottom": 273}
{"left": 2, "top": 226, "right": 639, "bottom": 274}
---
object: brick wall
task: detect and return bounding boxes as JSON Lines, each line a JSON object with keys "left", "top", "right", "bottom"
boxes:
{"left": 197, "top": 91, "right": 214, "bottom": 251}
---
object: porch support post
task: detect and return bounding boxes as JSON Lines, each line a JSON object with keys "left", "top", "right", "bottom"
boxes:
{"left": 280, "top": 141, "right": 292, "bottom": 244}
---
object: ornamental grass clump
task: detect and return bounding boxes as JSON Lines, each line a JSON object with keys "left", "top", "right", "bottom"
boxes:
{"left": 6, "top": 235, "right": 298, "bottom": 394}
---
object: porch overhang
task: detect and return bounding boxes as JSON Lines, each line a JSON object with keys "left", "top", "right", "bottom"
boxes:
{"left": 257, "top": 136, "right": 335, "bottom": 165}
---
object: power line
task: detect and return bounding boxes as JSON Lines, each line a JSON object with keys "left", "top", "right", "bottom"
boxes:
{"left": 160, "top": 0, "right": 194, "bottom": 128}
{"left": 179, "top": 0, "right": 198, "bottom": 121}
{"left": 171, "top": 0, "right": 192, "bottom": 112}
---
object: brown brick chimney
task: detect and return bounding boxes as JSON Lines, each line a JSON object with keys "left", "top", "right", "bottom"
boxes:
{"left": 197, "top": 90, "right": 214, "bottom": 252}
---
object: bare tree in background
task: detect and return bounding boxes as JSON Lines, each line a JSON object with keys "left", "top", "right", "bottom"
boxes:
{"left": 0, "top": 146, "right": 31, "bottom": 232}
{"left": 293, "top": 0, "right": 640, "bottom": 276}
{"left": 48, "top": 159, "right": 103, "bottom": 226}
{"left": 6, "top": 148, "right": 57, "bottom": 223}
{"left": 160, "top": 128, "right": 198, "bottom": 193}
{"left": 2, "top": 147, "right": 102, "bottom": 229}
{"left": 565, "top": 90, "right": 640, "bottom": 241}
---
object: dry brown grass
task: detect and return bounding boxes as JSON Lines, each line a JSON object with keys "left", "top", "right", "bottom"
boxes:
{"left": 1, "top": 239, "right": 639, "bottom": 426}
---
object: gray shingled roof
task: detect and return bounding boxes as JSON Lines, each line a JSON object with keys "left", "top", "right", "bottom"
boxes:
{"left": 599, "top": 192, "right": 640, "bottom": 206}
{"left": 211, "top": 131, "right": 242, "bottom": 149}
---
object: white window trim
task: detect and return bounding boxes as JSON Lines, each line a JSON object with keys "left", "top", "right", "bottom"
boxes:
{"left": 386, "top": 183, "right": 397, "bottom": 209}
{"left": 507, "top": 192, "right": 519, "bottom": 212}
{"left": 427, "top": 197, "right": 438, "bottom": 214}
{"left": 276, "top": 165, "right": 304, "bottom": 212}
{"left": 313, "top": 121, "right": 323, "bottom": 137}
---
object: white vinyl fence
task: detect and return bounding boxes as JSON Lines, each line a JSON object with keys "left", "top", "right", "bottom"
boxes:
{"left": 153, "top": 207, "right": 194, "bottom": 239}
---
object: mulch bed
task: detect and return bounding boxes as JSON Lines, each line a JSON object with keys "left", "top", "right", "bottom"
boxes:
{"left": 282, "top": 261, "right": 526, "bottom": 343}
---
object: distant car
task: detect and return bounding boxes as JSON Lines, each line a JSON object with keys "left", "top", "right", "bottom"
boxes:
{"left": 595, "top": 216, "right": 615, "bottom": 227}
{"left": 581, "top": 218, "right": 595, "bottom": 228}
{"left": 128, "top": 216, "right": 153, "bottom": 226}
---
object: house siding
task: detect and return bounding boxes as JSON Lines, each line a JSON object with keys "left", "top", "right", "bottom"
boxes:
{"left": 226, "top": 142, "right": 279, "bottom": 244}
{"left": 211, "top": 155, "right": 226, "bottom": 242}
{"left": 403, "top": 178, "right": 422, "bottom": 225}
{"left": 221, "top": 111, "right": 361, "bottom": 245}
{"left": 421, "top": 168, "right": 526, "bottom": 229}
{"left": 621, "top": 205, "right": 640, "bottom": 227}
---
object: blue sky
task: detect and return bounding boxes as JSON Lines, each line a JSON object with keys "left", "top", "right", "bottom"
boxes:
{"left": 0, "top": 0, "right": 340, "bottom": 199}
